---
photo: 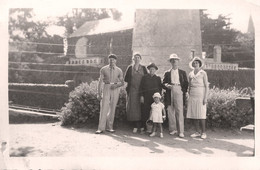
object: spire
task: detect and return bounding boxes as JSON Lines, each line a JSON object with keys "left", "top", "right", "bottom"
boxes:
{"left": 247, "top": 15, "right": 255, "bottom": 35}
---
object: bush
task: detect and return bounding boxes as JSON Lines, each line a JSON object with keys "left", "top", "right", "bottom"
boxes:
{"left": 206, "top": 87, "right": 254, "bottom": 128}
{"left": 58, "top": 81, "right": 254, "bottom": 129}
{"left": 58, "top": 81, "right": 127, "bottom": 126}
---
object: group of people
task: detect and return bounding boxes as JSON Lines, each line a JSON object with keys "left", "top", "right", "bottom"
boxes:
{"left": 95, "top": 52, "right": 209, "bottom": 139}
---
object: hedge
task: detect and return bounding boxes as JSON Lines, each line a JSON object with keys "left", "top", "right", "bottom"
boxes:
{"left": 58, "top": 81, "right": 254, "bottom": 129}
{"left": 9, "top": 83, "right": 73, "bottom": 110}
{"left": 206, "top": 68, "right": 254, "bottom": 89}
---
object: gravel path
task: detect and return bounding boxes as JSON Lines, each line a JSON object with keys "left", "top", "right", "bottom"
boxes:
{"left": 9, "top": 122, "right": 254, "bottom": 157}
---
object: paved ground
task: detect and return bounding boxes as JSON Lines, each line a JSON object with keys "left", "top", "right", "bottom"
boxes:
{"left": 9, "top": 122, "right": 254, "bottom": 157}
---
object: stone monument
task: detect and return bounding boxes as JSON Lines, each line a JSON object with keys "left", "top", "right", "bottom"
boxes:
{"left": 132, "top": 9, "right": 202, "bottom": 75}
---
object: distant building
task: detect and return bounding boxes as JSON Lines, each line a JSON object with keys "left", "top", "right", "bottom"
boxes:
{"left": 67, "top": 9, "right": 204, "bottom": 77}
{"left": 67, "top": 17, "right": 133, "bottom": 72}
{"left": 247, "top": 15, "right": 255, "bottom": 36}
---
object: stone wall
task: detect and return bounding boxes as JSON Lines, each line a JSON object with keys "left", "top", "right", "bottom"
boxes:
{"left": 132, "top": 9, "right": 202, "bottom": 76}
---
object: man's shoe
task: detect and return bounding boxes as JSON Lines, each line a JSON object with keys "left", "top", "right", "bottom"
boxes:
{"left": 201, "top": 133, "right": 207, "bottom": 139}
{"left": 179, "top": 133, "right": 185, "bottom": 138}
{"left": 190, "top": 132, "right": 201, "bottom": 138}
{"left": 133, "top": 128, "right": 138, "bottom": 133}
{"left": 140, "top": 128, "right": 145, "bottom": 134}
{"left": 95, "top": 130, "right": 103, "bottom": 134}
{"left": 106, "top": 129, "right": 115, "bottom": 133}
{"left": 169, "top": 130, "right": 178, "bottom": 135}
{"left": 160, "top": 133, "right": 163, "bottom": 138}
{"left": 149, "top": 132, "right": 156, "bottom": 137}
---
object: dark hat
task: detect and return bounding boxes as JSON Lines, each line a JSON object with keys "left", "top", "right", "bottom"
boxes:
{"left": 147, "top": 63, "right": 158, "bottom": 70}
{"left": 108, "top": 54, "right": 117, "bottom": 60}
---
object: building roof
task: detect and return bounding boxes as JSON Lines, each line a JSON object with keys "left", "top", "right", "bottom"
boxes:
{"left": 69, "top": 17, "right": 134, "bottom": 38}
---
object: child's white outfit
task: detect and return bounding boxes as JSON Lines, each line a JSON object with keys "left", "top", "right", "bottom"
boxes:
{"left": 150, "top": 102, "right": 165, "bottom": 123}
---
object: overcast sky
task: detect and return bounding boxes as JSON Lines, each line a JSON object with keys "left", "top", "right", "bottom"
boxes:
{"left": 33, "top": 7, "right": 253, "bottom": 37}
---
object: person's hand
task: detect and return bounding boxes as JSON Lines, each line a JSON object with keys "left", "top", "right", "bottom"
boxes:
{"left": 185, "top": 93, "right": 189, "bottom": 100}
{"left": 140, "top": 96, "right": 144, "bottom": 103}
{"left": 203, "top": 98, "right": 207, "bottom": 105}
{"left": 110, "top": 84, "right": 118, "bottom": 90}
{"left": 166, "top": 84, "right": 172, "bottom": 89}
{"left": 162, "top": 115, "right": 166, "bottom": 121}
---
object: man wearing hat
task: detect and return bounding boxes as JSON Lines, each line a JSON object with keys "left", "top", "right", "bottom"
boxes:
{"left": 163, "top": 53, "right": 188, "bottom": 138}
{"left": 96, "top": 54, "right": 124, "bottom": 134}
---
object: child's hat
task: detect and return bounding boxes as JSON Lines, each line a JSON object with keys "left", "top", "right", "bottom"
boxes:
{"left": 153, "top": 92, "right": 161, "bottom": 99}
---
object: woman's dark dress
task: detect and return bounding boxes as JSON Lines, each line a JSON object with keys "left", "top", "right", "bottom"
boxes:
{"left": 139, "top": 74, "right": 162, "bottom": 121}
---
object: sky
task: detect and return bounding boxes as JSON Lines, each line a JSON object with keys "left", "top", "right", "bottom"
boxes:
{"left": 32, "top": 7, "right": 253, "bottom": 37}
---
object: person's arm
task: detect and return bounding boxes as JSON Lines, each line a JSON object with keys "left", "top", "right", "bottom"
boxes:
{"left": 158, "top": 76, "right": 163, "bottom": 94}
{"left": 188, "top": 77, "right": 191, "bottom": 94}
{"left": 143, "top": 66, "right": 148, "bottom": 75}
{"left": 162, "top": 71, "right": 171, "bottom": 90}
{"left": 97, "top": 69, "right": 104, "bottom": 100}
{"left": 111, "top": 69, "right": 124, "bottom": 89}
{"left": 162, "top": 107, "right": 166, "bottom": 120}
{"left": 203, "top": 71, "right": 209, "bottom": 105}
{"left": 183, "top": 71, "right": 189, "bottom": 94}
{"left": 124, "top": 65, "right": 131, "bottom": 83}
{"left": 124, "top": 65, "right": 131, "bottom": 93}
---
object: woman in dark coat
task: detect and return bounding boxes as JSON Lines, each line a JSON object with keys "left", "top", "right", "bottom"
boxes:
{"left": 139, "top": 63, "right": 162, "bottom": 132}
{"left": 124, "top": 53, "right": 148, "bottom": 133}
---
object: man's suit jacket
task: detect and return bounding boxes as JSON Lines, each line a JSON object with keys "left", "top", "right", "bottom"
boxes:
{"left": 163, "top": 69, "right": 188, "bottom": 107}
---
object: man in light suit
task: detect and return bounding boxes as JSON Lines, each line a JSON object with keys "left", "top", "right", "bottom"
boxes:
{"left": 96, "top": 54, "right": 124, "bottom": 134}
{"left": 163, "top": 53, "right": 188, "bottom": 138}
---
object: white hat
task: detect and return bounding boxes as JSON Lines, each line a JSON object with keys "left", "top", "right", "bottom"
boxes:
{"left": 133, "top": 52, "right": 142, "bottom": 59}
{"left": 189, "top": 56, "right": 204, "bottom": 69}
{"left": 153, "top": 92, "right": 161, "bottom": 99}
{"left": 168, "top": 53, "right": 180, "bottom": 61}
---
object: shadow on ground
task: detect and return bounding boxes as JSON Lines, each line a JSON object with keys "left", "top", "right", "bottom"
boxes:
{"left": 10, "top": 146, "right": 41, "bottom": 157}
{"left": 63, "top": 120, "right": 254, "bottom": 157}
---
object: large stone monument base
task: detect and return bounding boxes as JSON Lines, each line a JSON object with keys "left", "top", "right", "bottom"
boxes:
{"left": 132, "top": 9, "right": 202, "bottom": 75}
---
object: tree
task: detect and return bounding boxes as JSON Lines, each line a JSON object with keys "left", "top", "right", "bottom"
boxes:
{"left": 9, "top": 8, "right": 50, "bottom": 42}
{"left": 200, "top": 10, "right": 240, "bottom": 58}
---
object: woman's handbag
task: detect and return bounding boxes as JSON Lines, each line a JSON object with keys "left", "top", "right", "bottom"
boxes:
{"left": 146, "top": 119, "right": 153, "bottom": 133}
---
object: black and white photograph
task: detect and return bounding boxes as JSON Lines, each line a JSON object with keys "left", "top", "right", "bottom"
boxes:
{"left": 0, "top": 0, "right": 259, "bottom": 169}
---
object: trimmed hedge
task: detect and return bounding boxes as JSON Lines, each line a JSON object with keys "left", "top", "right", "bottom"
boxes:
{"left": 206, "top": 68, "right": 254, "bottom": 89}
{"left": 9, "top": 83, "right": 73, "bottom": 110}
{"left": 58, "top": 81, "right": 254, "bottom": 129}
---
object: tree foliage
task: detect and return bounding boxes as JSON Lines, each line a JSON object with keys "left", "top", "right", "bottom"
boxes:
{"left": 200, "top": 10, "right": 254, "bottom": 68}
{"left": 9, "top": 8, "right": 50, "bottom": 42}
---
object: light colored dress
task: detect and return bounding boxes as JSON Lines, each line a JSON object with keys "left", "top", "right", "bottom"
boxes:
{"left": 186, "top": 69, "right": 207, "bottom": 119}
{"left": 150, "top": 102, "right": 165, "bottom": 123}
{"left": 126, "top": 65, "right": 145, "bottom": 121}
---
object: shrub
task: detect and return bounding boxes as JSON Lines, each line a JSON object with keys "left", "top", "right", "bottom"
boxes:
{"left": 206, "top": 87, "right": 254, "bottom": 128}
{"left": 58, "top": 81, "right": 254, "bottom": 129}
{"left": 58, "top": 81, "right": 127, "bottom": 126}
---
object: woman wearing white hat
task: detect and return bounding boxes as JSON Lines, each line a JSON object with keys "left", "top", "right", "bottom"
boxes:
{"left": 187, "top": 57, "right": 209, "bottom": 139}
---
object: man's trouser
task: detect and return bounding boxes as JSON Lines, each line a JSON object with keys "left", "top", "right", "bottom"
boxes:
{"left": 98, "top": 84, "right": 120, "bottom": 131}
{"left": 167, "top": 85, "right": 184, "bottom": 134}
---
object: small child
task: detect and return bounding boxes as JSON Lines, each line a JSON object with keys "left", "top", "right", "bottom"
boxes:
{"left": 149, "top": 92, "right": 166, "bottom": 138}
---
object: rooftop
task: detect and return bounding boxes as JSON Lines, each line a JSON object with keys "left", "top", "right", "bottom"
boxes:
{"left": 69, "top": 17, "right": 134, "bottom": 38}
